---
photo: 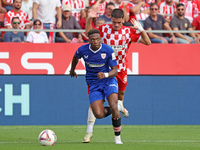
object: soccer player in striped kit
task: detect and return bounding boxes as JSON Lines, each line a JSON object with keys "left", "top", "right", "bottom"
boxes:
{"left": 82, "top": 8, "right": 151, "bottom": 143}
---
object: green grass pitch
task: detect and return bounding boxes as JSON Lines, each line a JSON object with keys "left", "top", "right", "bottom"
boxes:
{"left": 0, "top": 125, "right": 200, "bottom": 150}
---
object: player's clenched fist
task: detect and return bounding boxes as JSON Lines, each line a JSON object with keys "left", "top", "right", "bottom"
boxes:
{"left": 97, "top": 72, "right": 105, "bottom": 79}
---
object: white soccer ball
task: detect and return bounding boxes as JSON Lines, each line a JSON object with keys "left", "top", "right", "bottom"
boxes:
{"left": 38, "top": 129, "right": 57, "bottom": 146}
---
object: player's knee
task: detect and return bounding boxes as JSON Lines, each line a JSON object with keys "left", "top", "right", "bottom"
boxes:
{"left": 94, "top": 112, "right": 104, "bottom": 119}
{"left": 110, "top": 104, "right": 118, "bottom": 113}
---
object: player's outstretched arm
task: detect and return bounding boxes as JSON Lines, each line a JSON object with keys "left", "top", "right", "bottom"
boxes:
{"left": 130, "top": 19, "right": 151, "bottom": 45}
{"left": 97, "top": 65, "right": 118, "bottom": 79}
{"left": 86, "top": 8, "right": 99, "bottom": 36}
{"left": 69, "top": 54, "right": 79, "bottom": 78}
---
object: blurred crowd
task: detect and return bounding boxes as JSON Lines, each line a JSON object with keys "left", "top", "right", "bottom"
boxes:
{"left": 0, "top": 0, "right": 200, "bottom": 43}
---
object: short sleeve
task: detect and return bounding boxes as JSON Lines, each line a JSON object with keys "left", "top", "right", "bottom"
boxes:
{"left": 97, "top": 25, "right": 103, "bottom": 38}
{"left": 26, "top": 32, "right": 33, "bottom": 42}
{"left": 4, "top": 12, "right": 11, "bottom": 26}
{"left": 3, "top": 32, "right": 11, "bottom": 42}
{"left": 192, "top": 17, "right": 198, "bottom": 27}
{"left": 108, "top": 46, "right": 117, "bottom": 67}
{"left": 170, "top": 18, "right": 177, "bottom": 28}
{"left": 75, "top": 47, "right": 82, "bottom": 59}
{"left": 144, "top": 18, "right": 151, "bottom": 29}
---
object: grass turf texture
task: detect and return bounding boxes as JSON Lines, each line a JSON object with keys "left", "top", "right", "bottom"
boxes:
{"left": 0, "top": 125, "right": 200, "bottom": 150}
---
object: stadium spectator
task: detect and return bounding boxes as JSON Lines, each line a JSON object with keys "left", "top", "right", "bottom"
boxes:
{"left": 95, "top": 17, "right": 105, "bottom": 27}
{"left": 170, "top": 3, "right": 198, "bottom": 43}
{"left": 192, "top": 15, "right": 200, "bottom": 41}
{"left": 4, "top": 16, "right": 24, "bottom": 42}
{"left": 0, "top": 0, "right": 7, "bottom": 13}
{"left": 21, "top": 0, "right": 33, "bottom": 26}
{"left": 62, "top": 0, "right": 86, "bottom": 22}
{"left": 32, "top": 0, "right": 62, "bottom": 43}
{"left": 4, "top": 0, "right": 30, "bottom": 29}
{"left": 97, "top": 2, "right": 115, "bottom": 24}
{"left": 159, "top": 0, "right": 176, "bottom": 23}
{"left": 89, "top": 0, "right": 107, "bottom": 16}
{"left": 79, "top": 7, "right": 95, "bottom": 29}
{"left": 70, "top": 28, "right": 123, "bottom": 144}
{"left": 55, "top": 4, "right": 84, "bottom": 43}
{"left": 79, "top": 6, "right": 96, "bottom": 42}
{"left": 2, "top": 0, "right": 13, "bottom": 11}
{"left": 129, "top": 0, "right": 150, "bottom": 27}
{"left": 180, "top": 0, "right": 199, "bottom": 23}
{"left": 26, "top": 19, "right": 48, "bottom": 43}
{"left": 144, "top": 3, "right": 177, "bottom": 43}
{"left": 114, "top": 0, "right": 133, "bottom": 24}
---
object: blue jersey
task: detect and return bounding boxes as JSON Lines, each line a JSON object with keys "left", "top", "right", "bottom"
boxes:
{"left": 75, "top": 43, "right": 117, "bottom": 85}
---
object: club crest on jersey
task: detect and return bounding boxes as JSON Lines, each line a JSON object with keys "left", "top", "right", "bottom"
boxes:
{"left": 122, "top": 36, "right": 126, "bottom": 41}
{"left": 101, "top": 53, "right": 106, "bottom": 59}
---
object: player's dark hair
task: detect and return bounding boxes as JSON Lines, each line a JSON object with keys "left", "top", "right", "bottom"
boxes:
{"left": 111, "top": 8, "right": 124, "bottom": 18}
{"left": 106, "top": 2, "right": 115, "bottom": 9}
{"left": 150, "top": 3, "right": 159, "bottom": 9}
{"left": 176, "top": 3, "right": 184, "bottom": 8}
{"left": 88, "top": 29, "right": 100, "bottom": 37}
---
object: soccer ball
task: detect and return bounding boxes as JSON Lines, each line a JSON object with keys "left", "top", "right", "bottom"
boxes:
{"left": 38, "top": 129, "right": 57, "bottom": 146}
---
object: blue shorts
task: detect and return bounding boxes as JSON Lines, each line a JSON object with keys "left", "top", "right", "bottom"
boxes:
{"left": 89, "top": 78, "right": 118, "bottom": 104}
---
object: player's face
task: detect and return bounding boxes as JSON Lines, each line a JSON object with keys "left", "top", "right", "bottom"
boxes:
{"left": 13, "top": 0, "right": 22, "bottom": 10}
{"left": 111, "top": 17, "right": 123, "bottom": 31}
{"left": 89, "top": 33, "right": 101, "bottom": 50}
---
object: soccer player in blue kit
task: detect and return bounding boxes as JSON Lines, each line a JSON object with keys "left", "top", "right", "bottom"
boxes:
{"left": 69, "top": 29, "right": 123, "bottom": 144}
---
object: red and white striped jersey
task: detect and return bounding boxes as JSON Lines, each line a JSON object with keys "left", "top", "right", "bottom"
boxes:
{"left": 115, "top": 2, "right": 134, "bottom": 15}
{"left": 159, "top": 1, "right": 176, "bottom": 20}
{"left": 181, "top": 0, "right": 199, "bottom": 23}
{"left": 89, "top": 0, "right": 107, "bottom": 16}
{"left": 5, "top": 0, "right": 13, "bottom": 3}
{"left": 98, "top": 24, "right": 141, "bottom": 72}
{"left": 129, "top": 3, "right": 149, "bottom": 21}
{"left": 4, "top": 10, "right": 30, "bottom": 29}
{"left": 144, "top": 0, "right": 155, "bottom": 4}
{"left": 62, "top": 0, "right": 85, "bottom": 21}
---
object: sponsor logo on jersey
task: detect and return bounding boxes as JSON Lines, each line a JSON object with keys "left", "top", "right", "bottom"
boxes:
{"left": 86, "top": 62, "right": 105, "bottom": 67}
{"left": 84, "top": 55, "right": 88, "bottom": 59}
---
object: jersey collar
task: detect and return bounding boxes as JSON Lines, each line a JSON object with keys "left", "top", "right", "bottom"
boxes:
{"left": 89, "top": 44, "right": 102, "bottom": 53}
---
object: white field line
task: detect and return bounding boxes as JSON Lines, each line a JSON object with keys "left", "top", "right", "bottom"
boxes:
{"left": 0, "top": 140, "right": 200, "bottom": 144}
{"left": 0, "top": 125, "right": 199, "bottom": 129}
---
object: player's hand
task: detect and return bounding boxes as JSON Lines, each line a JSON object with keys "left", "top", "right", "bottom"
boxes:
{"left": 88, "top": 7, "right": 99, "bottom": 18}
{"left": 130, "top": 18, "right": 144, "bottom": 32}
{"left": 97, "top": 72, "right": 105, "bottom": 79}
{"left": 69, "top": 70, "right": 78, "bottom": 78}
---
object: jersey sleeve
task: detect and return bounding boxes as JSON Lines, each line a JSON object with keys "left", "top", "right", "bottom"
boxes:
{"left": 75, "top": 47, "right": 82, "bottom": 59}
{"left": 130, "top": 28, "right": 141, "bottom": 43}
{"left": 26, "top": 32, "right": 33, "bottom": 42}
{"left": 97, "top": 25, "right": 103, "bottom": 37}
{"left": 192, "top": 17, "right": 198, "bottom": 27}
{"left": 4, "top": 12, "right": 11, "bottom": 27}
{"left": 107, "top": 46, "right": 117, "bottom": 67}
